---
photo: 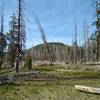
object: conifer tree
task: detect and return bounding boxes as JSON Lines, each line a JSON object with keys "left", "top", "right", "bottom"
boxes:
{"left": 7, "top": 13, "right": 18, "bottom": 68}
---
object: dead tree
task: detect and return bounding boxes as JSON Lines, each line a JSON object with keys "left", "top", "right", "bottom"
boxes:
{"left": 34, "top": 15, "right": 47, "bottom": 59}
{"left": 31, "top": 43, "right": 34, "bottom": 60}
{"left": 73, "top": 18, "right": 78, "bottom": 64}
{"left": 0, "top": 0, "right": 7, "bottom": 70}
{"left": 15, "top": 0, "right": 26, "bottom": 74}
{"left": 78, "top": 33, "right": 82, "bottom": 64}
{"left": 70, "top": 32, "right": 74, "bottom": 64}
{"left": 83, "top": 20, "right": 89, "bottom": 63}
{"left": 34, "top": 15, "right": 53, "bottom": 65}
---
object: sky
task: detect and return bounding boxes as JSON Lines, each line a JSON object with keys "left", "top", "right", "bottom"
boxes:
{"left": 0, "top": 0, "right": 98, "bottom": 48}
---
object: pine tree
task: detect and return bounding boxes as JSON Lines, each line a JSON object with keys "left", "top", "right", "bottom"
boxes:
{"left": 6, "top": 13, "right": 18, "bottom": 68}
{"left": 24, "top": 52, "right": 32, "bottom": 70}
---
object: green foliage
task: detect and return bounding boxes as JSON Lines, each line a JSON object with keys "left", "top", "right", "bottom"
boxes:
{"left": 0, "top": 79, "right": 100, "bottom": 100}
{"left": 24, "top": 52, "right": 32, "bottom": 70}
{"left": 6, "top": 13, "right": 18, "bottom": 68}
{"left": 33, "top": 66, "right": 54, "bottom": 72}
{"left": 0, "top": 64, "right": 100, "bottom": 99}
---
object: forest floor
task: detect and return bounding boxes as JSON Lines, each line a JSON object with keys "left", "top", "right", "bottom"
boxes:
{"left": 0, "top": 64, "right": 100, "bottom": 100}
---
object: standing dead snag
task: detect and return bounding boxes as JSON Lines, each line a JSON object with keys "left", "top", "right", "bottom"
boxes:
{"left": 0, "top": 0, "right": 4, "bottom": 70}
{"left": 72, "top": 18, "right": 78, "bottom": 64}
{"left": 83, "top": 20, "right": 89, "bottom": 63}
{"left": 0, "top": 0, "right": 7, "bottom": 70}
{"left": 15, "top": 0, "right": 21, "bottom": 74}
{"left": 15, "top": 0, "right": 26, "bottom": 74}
{"left": 0, "top": 33, "right": 4, "bottom": 70}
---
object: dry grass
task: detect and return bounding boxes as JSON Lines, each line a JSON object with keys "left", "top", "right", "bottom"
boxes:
{"left": 0, "top": 64, "right": 100, "bottom": 100}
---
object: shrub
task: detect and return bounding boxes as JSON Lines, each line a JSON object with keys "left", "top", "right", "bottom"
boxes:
{"left": 24, "top": 52, "right": 32, "bottom": 70}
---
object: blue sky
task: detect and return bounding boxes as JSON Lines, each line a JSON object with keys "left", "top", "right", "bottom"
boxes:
{"left": 0, "top": 0, "right": 98, "bottom": 48}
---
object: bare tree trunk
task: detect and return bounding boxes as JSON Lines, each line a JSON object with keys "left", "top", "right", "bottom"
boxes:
{"left": 0, "top": 58, "right": 2, "bottom": 71}
{"left": 73, "top": 18, "right": 78, "bottom": 64}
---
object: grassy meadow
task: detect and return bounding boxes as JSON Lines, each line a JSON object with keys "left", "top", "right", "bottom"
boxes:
{"left": 0, "top": 64, "right": 100, "bottom": 100}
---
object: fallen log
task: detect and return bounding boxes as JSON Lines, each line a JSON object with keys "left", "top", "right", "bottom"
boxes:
{"left": 75, "top": 85, "right": 100, "bottom": 94}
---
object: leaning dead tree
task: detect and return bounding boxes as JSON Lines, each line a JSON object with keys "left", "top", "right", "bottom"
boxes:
{"left": 34, "top": 15, "right": 47, "bottom": 60}
{"left": 34, "top": 15, "right": 53, "bottom": 65}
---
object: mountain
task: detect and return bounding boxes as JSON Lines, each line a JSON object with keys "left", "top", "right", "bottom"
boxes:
{"left": 28, "top": 42, "right": 71, "bottom": 63}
